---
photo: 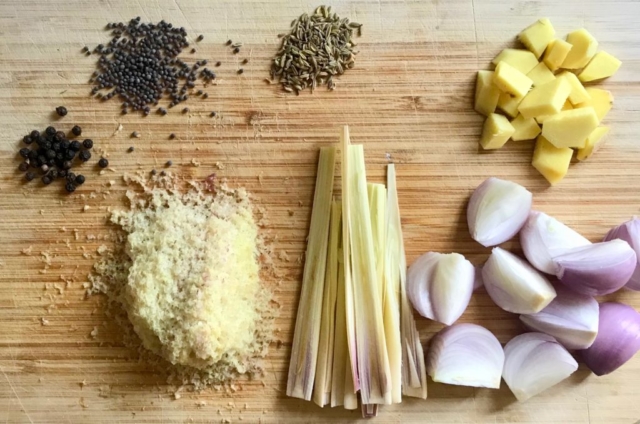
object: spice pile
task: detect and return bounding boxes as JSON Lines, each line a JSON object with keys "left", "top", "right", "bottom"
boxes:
{"left": 87, "top": 17, "right": 216, "bottom": 114}
{"left": 271, "top": 5, "right": 361, "bottom": 93}
{"left": 17, "top": 122, "right": 104, "bottom": 193}
{"left": 89, "top": 173, "right": 276, "bottom": 386}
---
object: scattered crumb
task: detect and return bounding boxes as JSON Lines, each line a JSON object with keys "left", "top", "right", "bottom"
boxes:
{"left": 113, "top": 123, "right": 123, "bottom": 136}
{"left": 191, "top": 159, "right": 201, "bottom": 167}
{"left": 215, "top": 162, "right": 225, "bottom": 170}
{"left": 21, "top": 246, "right": 33, "bottom": 255}
{"left": 287, "top": 210, "right": 294, "bottom": 217}
{"left": 40, "top": 317, "right": 49, "bottom": 326}
{"left": 196, "top": 401, "right": 207, "bottom": 408}
{"left": 83, "top": 206, "right": 90, "bottom": 212}
{"left": 173, "top": 392, "right": 181, "bottom": 400}
{"left": 80, "top": 380, "right": 86, "bottom": 388}
{"left": 298, "top": 200, "right": 303, "bottom": 207}
{"left": 278, "top": 251, "right": 290, "bottom": 262}
{"left": 90, "top": 326, "right": 99, "bottom": 338}
{"left": 80, "top": 397, "right": 88, "bottom": 408}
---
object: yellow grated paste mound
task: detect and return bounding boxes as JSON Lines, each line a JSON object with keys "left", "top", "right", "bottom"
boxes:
{"left": 91, "top": 173, "right": 274, "bottom": 385}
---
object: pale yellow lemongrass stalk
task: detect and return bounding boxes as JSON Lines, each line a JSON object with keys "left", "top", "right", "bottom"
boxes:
{"left": 313, "top": 200, "right": 341, "bottom": 407}
{"left": 346, "top": 141, "right": 392, "bottom": 405}
{"left": 387, "top": 164, "right": 428, "bottom": 399}
{"left": 286, "top": 147, "right": 336, "bottom": 400}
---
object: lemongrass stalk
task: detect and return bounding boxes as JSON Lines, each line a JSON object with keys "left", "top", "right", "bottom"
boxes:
{"left": 387, "top": 164, "right": 428, "bottom": 399}
{"left": 346, "top": 141, "right": 392, "bottom": 405}
{"left": 331, "top": 257, "right": 347, "bottom": 407}
{"left": 341, "top": 126, "right": 360, "bottom": 392}
{"left": 286, "top": 146, "right": 336, "bottom": 400}
{"left": 313, "top": 200, "right": 341, "bottom": 407}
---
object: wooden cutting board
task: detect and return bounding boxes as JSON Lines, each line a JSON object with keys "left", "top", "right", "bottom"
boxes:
{"left": 1, "top": 0, "right": 640, "bottom": 422}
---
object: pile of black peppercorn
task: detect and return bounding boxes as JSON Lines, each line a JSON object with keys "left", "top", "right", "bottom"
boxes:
{"left": 88, "top": 17, "right": 217, "bottom": 114}
{"left": 17, "top": 125, "right": 93, "bottom": 193}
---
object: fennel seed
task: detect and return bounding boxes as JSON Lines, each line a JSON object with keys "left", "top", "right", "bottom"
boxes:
{"left": 271, "top": 5, "right": 361, "bottom": 94}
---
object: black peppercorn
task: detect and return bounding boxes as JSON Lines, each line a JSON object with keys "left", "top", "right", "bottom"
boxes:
{"left": 202, "top": 93, "right": 209, "bottom": 99}
{"left": 210, "top": 111, "right": 216, "bottom": 117}
{"left": 61, "top": 140, "right": 70, "bottom": 150}
{"left": 75, "top": 175, "right": 85, "bottom": 185}
{"left": 70, "top": 141, "right": 82, "bottom": 151}
{"left": 165, "top": 160, "right": 173, "bottom": 167}
{"left": 226, "top": 39, "right": 232, "bottom": 45}
{"left": 233, "top": 47, "right": 240, "bottom": 54}
{"left": 30, "top": 130, "right": 40, "bottom": 139}
{"left": 25, "top": 171, "right": 36, "bottom": 181}
{"left": 42, "top": 175, "right": 52, "bottom": 185}
{"left": 82, "top": 139, "right": 93, "bottom": 149}
{"left": 49, "top": 169, "right": 58, "bottom": 179}
{"left": 197, "top": 34, "right": 204, "bottom": 42}
{"left": 45, "top": 126, "right": 56, "bottom": 136}
{"left": 79, "top": 150, "right": 91, "bottom": 161}
{"left": 58, "top": 170, "right": 67, "bottom": 178}
{"left": 23, "top": 136, "right": 33, "bottom": 145}
{"left": 71, "top": 125, "right": 82, "bottom": 136}
{"left": 55, "top": 106, "right": 68, "bottom": 117}
{"left": 40, "top": 164, "right": 50, "bottom": 173}
{"left": 237, "top": 68, "right": 244, "bottom": 74}
{"left": 18, "top": 162, "right": 29, "bottom": 172}
{"left": 66, "top": 172, "right": 76, "bottom": 182}
{"left": 98, "top": 158, "right": 109, "bottom": 168}
{"left": 65, "top": 150, "right": 76, "bottom": 160}
{"left": 182, "top": 107, "right": 189, "bottom": 113}
{"left": 242, "top": 58, "right": 249, "bottom": 65}
{"left": 169, "top": 133, "right": 175, "bottom": 140}
{"left": 62, "top": 160, "right": 72, "bottom": 170}
{"left": 127, "top": 146, "right": 134, "bottom": 153}
{"left": 46, "top": 150, "right": 56, "bottom": 159}
{"left": 151, "top": 169, "right": 157, "bottom": 175}
{"left": 65, "top": 182, "right": 76, "bottom": 193}
{"left": 19, "top": 148, "right": 30, "bottom": 158}
{"left": 190, "top": 48, "right": 196, "bottom": 53}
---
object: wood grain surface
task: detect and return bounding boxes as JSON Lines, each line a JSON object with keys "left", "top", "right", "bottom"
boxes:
{"left": 1, "top": 0, "right": 640, "bottom": 422}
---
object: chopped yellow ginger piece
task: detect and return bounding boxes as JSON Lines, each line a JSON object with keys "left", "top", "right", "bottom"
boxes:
{"left": 578, "top": 51, "right": 622, "bottom": 82}
{"left": 498, "top": 92, "right": 524, "bottom": 118}
{"left": 544, "top": 39, "right": 573, "bottom": 71}
{"left": 518, "top": 18, "right": 555, "bottom": 58}
{"left": 475, "top": 70, "right": 501, "bottom": 116}
{"left": 577, "top": 127, "right": 610, "bottom": 161}
{"left": 518, "top": 77, "right": 571, "bottom": 119}
{"left": 511, "top": 114, "right": 541, "bottom": 141}
{"left": 536, "top": 100, "right": 572, "bottom": 125}
{"left": 574, "top": 88, "right": 613, "bottom": 122}
{"left": 493, "top": 61, "right": 533, "bottom": 98}
{"left": 527, "top": 62, "right": 555, "bottom": 87}
{"left": 541, "top": 107, "right": 599, "bottom": 149}
{"left": 492, "top": 49, "right": 539, "bottom": 74}
{"left": 558, "top": 71, "right": 591, "bottom": 105}
{"left": 480, "top": 113, "right": 515, "bottom": 150}
{"left": 562, "top": 29, "right": 598, "bottom": 69}
{"left": 532, "top": 135, "right": 573, "bottom": 185}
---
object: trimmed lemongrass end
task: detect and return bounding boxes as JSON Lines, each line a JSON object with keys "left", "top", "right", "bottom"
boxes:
{"left": 387, "top": 164, "right": 428, "bottom": 399}
{"left": 467, "top": 177, "right": 532, "bottom": 247}
{"left": 503, "top": 332, "right": 578, "bottom": 401}
{"left": 407, "top": 252, "right": 475, "bottom": 325}
{"left": 520, "top": 284, "right": 598, "bottom": 350}
{"left": 483, "top": 247, "right": 556, "bottom": 314}
{"left": 520, "top": 211, "right": 591, "bottom": 275}
{"left": 286, "top": 146, "right": 336, "bottom": 400}
{"left": 553, "top": 239, "right": 637, "bottom": 296}
{"left": 427, "top": 323, "right": 504, "bottom": 389}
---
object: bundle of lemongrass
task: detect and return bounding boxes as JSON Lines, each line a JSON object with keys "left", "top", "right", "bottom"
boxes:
{"left": 286, "top": 126, "right": 427, "bottom": 417}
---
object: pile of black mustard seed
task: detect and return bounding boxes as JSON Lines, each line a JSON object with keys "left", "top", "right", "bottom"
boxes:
{"left": 88, "top": 17, "right": 216, "bottom": 114}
